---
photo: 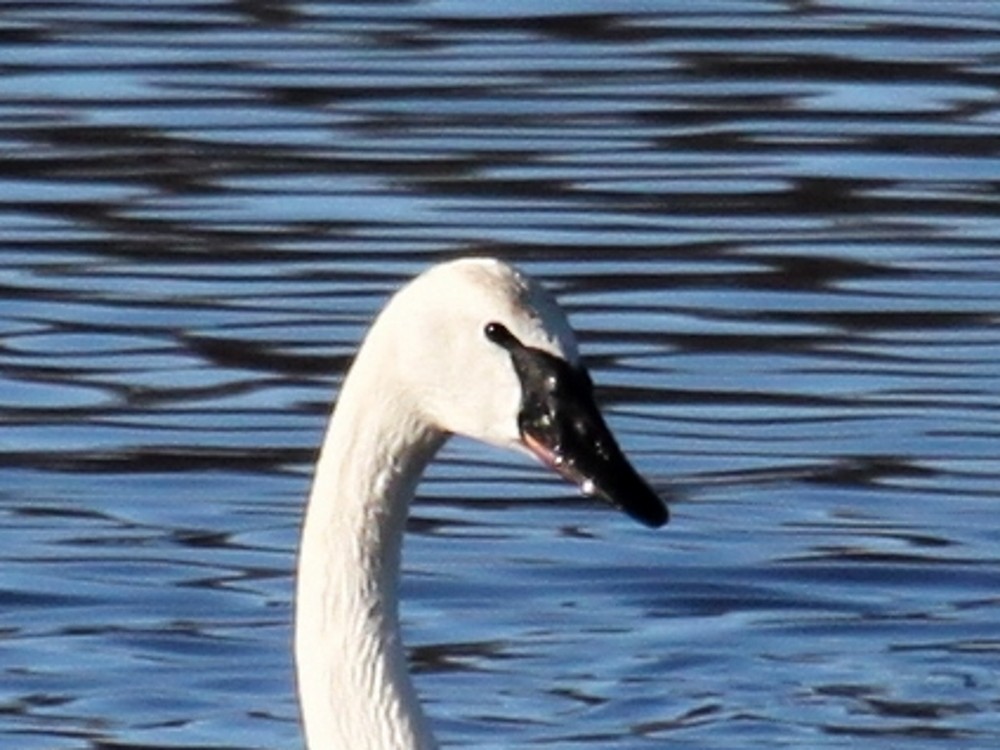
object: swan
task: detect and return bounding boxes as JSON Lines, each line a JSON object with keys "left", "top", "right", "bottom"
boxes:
{"left": 295, "top": 257, "right": 668, "bottom": 750}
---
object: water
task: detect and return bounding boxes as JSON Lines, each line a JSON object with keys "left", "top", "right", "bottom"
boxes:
{"left": 1, "top": 1, "right": 998, "bottom": 748}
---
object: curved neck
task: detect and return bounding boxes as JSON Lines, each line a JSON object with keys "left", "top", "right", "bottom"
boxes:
{"left": 295, "top": 356, "right": 445, "bottom": 750}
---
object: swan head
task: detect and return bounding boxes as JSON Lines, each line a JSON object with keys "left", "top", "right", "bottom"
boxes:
{"left": 366, "top": 258, "right": 668, "bottom": 528}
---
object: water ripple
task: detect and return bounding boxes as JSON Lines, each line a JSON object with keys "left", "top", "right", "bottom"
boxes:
{"left": 1, "top": 1, "right": 998, "bottom": 749}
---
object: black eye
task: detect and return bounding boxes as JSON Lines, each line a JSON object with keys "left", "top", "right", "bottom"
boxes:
{"left": 483, "top": 321, "right": 504, "bottom": 341}
{"left": 484, "top": 321, "right": 519, "bottom": 351}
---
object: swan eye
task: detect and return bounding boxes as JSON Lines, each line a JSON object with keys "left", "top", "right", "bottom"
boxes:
{"left": 484, "top": 321, "right": 519, "bottom": 351}
{"left": 484, "top": 321, "right": 504, "bottom": 341}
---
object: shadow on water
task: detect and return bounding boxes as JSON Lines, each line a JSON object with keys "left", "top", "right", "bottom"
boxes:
{"left": 1, "top": 1, "right": 999, "bottom": 748}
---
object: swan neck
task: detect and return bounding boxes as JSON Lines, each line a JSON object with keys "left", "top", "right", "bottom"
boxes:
{"left": 296, "top": 369, "right": 444, "bottom": 750}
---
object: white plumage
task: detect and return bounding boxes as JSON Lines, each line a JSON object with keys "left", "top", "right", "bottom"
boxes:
{"left": 295, "top": 258, "right": 665, "bottom": 750}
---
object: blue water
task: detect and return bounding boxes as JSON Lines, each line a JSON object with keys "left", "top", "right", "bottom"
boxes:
{"left": 1, "top": 1, "right": 999, "bottom": 748}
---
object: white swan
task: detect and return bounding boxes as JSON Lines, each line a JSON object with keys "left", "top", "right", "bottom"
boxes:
{"left": 295, "top": 258, "right": 668, "bottom": 750}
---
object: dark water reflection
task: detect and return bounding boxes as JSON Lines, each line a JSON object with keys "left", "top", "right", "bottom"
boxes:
{"left": 2, "top": 1, "right": 999, "bottom": 748}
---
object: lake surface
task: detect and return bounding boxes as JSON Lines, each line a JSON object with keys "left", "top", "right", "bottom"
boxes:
{"left": 1, "top": 1, "right": 998, "bottom": 748}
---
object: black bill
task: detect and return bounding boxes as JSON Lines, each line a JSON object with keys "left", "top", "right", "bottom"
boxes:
{"left": 485, "top": 322, "right": 668, "bottom": 528}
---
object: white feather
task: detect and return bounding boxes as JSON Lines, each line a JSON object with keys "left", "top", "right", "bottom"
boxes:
{"left": 295, "top": 258, "right": 578, "bottom": 750}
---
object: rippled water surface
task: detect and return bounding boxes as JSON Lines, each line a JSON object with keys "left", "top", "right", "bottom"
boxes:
{"left": 2, "top": 1, "right": 999, "bottom": 748}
